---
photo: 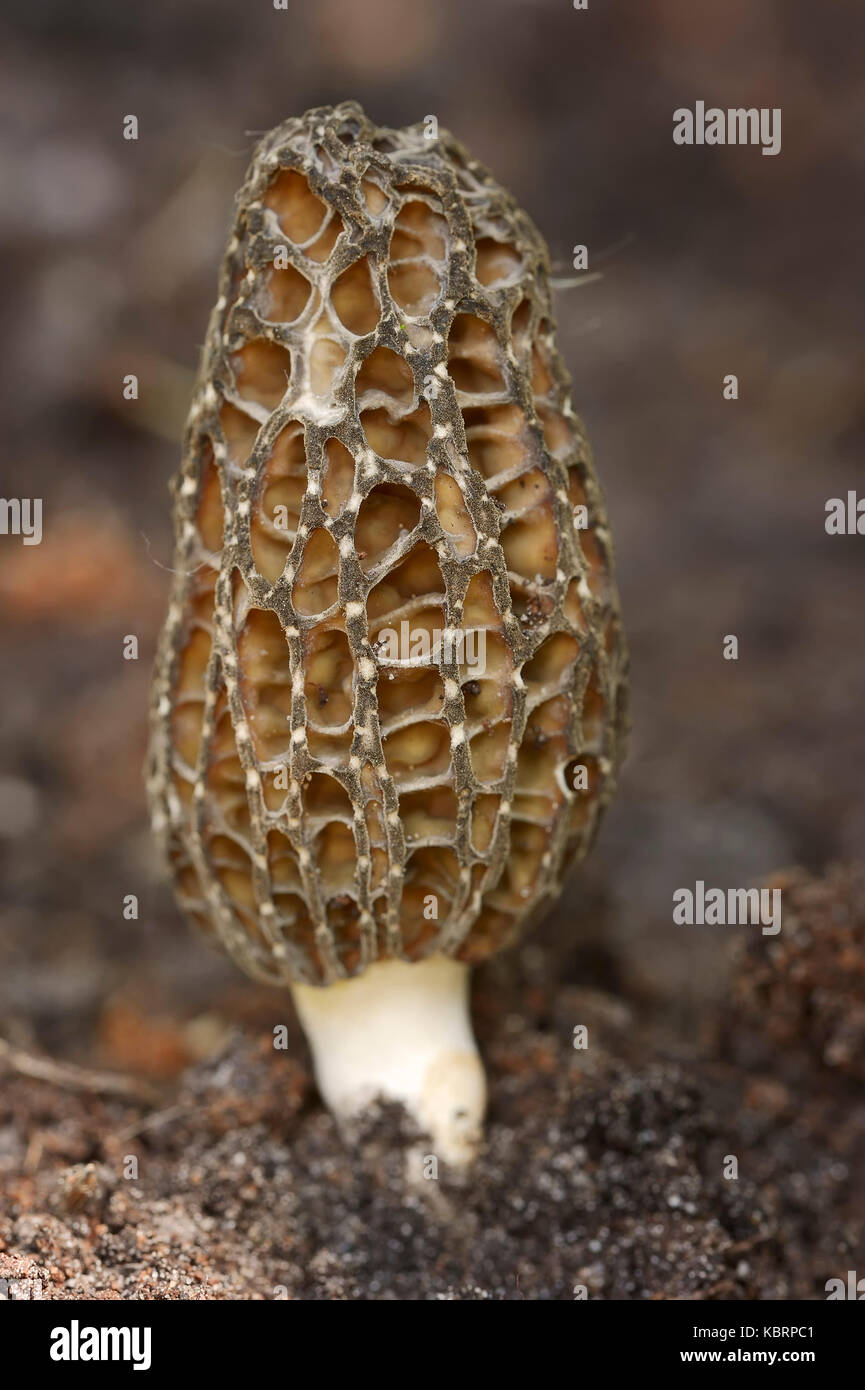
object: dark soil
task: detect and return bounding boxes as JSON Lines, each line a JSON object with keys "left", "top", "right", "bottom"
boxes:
{"left": 1, "top": 866, "right": 862, "bottom": 1301}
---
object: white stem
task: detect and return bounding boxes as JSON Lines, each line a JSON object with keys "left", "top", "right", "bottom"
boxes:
{"left": 290, "top": 956, "right": 485, "bottom": 1167}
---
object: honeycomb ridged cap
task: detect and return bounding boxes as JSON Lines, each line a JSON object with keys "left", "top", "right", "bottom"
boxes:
{"left": 147, "top": 102, "right": 629, "bottom": 987}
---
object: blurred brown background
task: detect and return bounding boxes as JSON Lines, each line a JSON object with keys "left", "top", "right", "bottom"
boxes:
{"left": 1, "top": 0, "right": 863, "bottom": 1074}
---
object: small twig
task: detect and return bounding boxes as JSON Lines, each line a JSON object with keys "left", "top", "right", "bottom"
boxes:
{"left": 113, "top": 1103, "right": 188, "bottom": 1144}
{"left": 0, "top": 1037, "right": 162, "bottom": 1107}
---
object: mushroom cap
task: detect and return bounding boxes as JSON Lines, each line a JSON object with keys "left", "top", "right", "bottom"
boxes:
{"left": 147, "top": 102, "right": 628, "bottom": 987}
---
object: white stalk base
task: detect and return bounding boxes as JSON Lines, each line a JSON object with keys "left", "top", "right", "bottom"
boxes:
{"left": 291, "top": 956, "right": 485, "bottom": 1167}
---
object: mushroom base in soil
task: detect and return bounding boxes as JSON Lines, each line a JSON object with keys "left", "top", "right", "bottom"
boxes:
{"left": 291, "top": 956, "right": 485, "bottom": 1166}
{"left": 147, "top": 104, "right": 628, "bottom": 1167}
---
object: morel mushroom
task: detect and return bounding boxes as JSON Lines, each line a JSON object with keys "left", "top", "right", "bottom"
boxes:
{"left": 148, "top": 103, "right": 628, "bottom": 1165}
